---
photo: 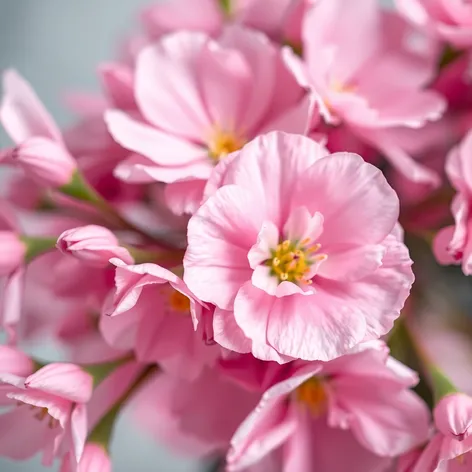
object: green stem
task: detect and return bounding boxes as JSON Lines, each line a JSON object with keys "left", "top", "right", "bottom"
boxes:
{"left": 20, "top": 236, "right": 57, "bottom": 263}
{"left": 88, "top": 365, "right": 157, "bottom": 451}
{"left": 219, "top": 0, "right": 232, "bottom": 17}
{"left": 59, "top": 171, "right": 178, "bottom": 250}
{"left": 82, "top": 356, "right": 133, "bottom": 388}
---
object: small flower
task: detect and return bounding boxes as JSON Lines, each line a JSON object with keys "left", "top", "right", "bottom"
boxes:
{"left": 0, "top": 363, "right": 93, "bottom": 466}
{"left": 57, "top": 225, "right": 133, "bottom": 268}
{"left": 0, "top": 70, "right": 77, "bottom": 187}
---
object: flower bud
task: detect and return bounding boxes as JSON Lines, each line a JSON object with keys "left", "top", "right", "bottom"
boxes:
{"left": 434, "top": 393, "right": 472, "bottom": 441}
{"left": 60, "top": 443, "right": 111, "bottom": 472}
{"left": 0, "top": 230, "right": 25, "bottom": 276}
{"left": 11, "top": 137, "right": 77, "bottom": 187}
{"left": 57, "top": 225, "right": 133, "bottom": 268}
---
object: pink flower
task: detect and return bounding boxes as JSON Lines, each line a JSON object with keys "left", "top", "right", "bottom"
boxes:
{"left": 132, "top": 366, "right": 259, "bottom": 457}
{"left": 227, "top": 342, "right": 430, "bottom": 471}
{"left": 60, "top": 443, "right": 111, "bottom": 472}
{"left": 433, "top": 130, "right": 472, "bottom": 275}
{"left": 106, "top": 26, "right": 314, "bottom": 215}
{"left": 100, "top": 259, "right": 219, "bottom": 379}
{"left": 405, "top": 393, "right": 472, "bottom": 471}
{"left": 57, "top": 225, "right": 133, "bottom": 268}
{"left": 0, "top": 199, "right": 25, "bottom": 343}
{"left": 284, "top": 0, "right": 446, "bottom": 186}
{"left": 184, "top": 132, "right": 414, "bottom": 363}
{"left": 0, "top": 70, "right": 77, "bottom": 187}
{"left": 0, "top": 363, "right": 93, "bottom": 465}
{"left": 141, "top": 0, "right": 305, "bottom": 42}
{"left": 396, "top": 0, "right": 472, "bottom": 48}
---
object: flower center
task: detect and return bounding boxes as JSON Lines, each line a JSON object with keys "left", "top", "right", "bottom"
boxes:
{"left": 16, "top": 401, "right": 59, "bottom": 429}
{"left": 296, "top": 377, "right": 327, "bottom": 417}
{"left": 208, "top": 129, "right": 245, "bottom": 162}
{"left": 267, "top": 238, "right": 326, "bottom": 284}
{"left": 169, "top": 290, "right": 191, "bottom": 314}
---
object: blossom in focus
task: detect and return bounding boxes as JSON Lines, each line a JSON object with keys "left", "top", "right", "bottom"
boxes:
{"left": 184, "top": 131, "right": 414, "bottom": 363}
{"left": 60, "top": 443, "right": 111, "bottom": 472}
{"left": 396, "top": 0, "right": 472, "bottom": 48}
{"left": 100, "top": 259, "right": 219, "bottom": 379}
{"left": 57, "top": 225, "right": 133, "bottom": 268}
{"left": 0, "top": 363, "right": 93, "bottom": 465}
{"left": 284, "top": 0, "right": 446, "bottom": 186}
{"left": 433, "top": 130, "right": 472, "bottom": 275}
{"left": 403, "top": 393, "right": 472, "bottom": 471}
{"left": 0, "top": 70, "right": 77, "bottom": 188}
{"left": 106, "top": 26, "right": 314, "bottom": 215}
{"left": 141, "top": 0, "right": 307, "bottom": 42}
{"left": 227, "top": 342, "right": 429, "bottom": 471}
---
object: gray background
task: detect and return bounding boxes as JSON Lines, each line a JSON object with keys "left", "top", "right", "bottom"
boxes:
{"left": 0, "top": 0, "right": 391, "bottom": 471}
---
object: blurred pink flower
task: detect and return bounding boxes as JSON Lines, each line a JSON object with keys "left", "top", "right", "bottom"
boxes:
{"left": 433, "top": 130, "right": 472, "bottom": 274}
{"left": 396, "top": 0, "right": 472, "bottom": 48}
{"left": 227, "top": 342, "right": 429, "bottom": 471}
{"left": 100, "top": 259, "right": 219, "bottom": 379}
{"left": 60, "top": 443, "right": 111, "bottom": 472}
{"left": 132, "top": 365, "right": 259, "bottom": 457}
{"left": 285, "top": 0, "right": 446, "bottom": 186}
{"left": 0, "top": 363, "right": 93, "bottom": 466}
{"left": 405, "top": 393, "right": 472, "bottom": 471}
{"left": 0, "top": 71, "right": 77, "bottom": 187}
{"left": 106, "top": 26, "right": 314, "bottom": 215}
{"left": 141, "top": 0, "right": 306, "bottom": 42}
{"left": 184, "top": 132, "right": 413, "bottom": 363}
{"left": 57, "top": 225, "right": 133, "bottom": 268}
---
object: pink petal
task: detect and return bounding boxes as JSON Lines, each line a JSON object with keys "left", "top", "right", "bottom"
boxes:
{"left": 331, "top": 376, "right": 430, "bottom": 456}
{"left": 219, "top": 26, "right": 277, "bottom": 133}
{"left": 99, "top": 62, "right": 136, "bottom": 110}
{"left": 293, "top": 152, "right": 399, "bottom": 247}
{"left": 318, "top": 244, "right": 385, "bottom": 282}
{"left": 235, "top": 282, "right": 366, "bottom": 361}
{"left": 164, "top": 179, "right": 206, "bottom": 215}
{"left": 114, "top": 154, "right": 212, "bottom": 184}
{"left": 70, "top": 403, "right": 88, "bottom": 463}
{"left": 25, "top": 363, "right": 93, "bottom": 404}
{"left": 247, "top": 221, "right": 280, "bottom": 269}
{"left": 0, "top": 70, "right": 62, "bottom": 144}
{"left": 0, "top": 345, "right": 33, "bottom": 377}
{"left": 135, "top": 33, "right": 211, "bottom": 141}
{"left": 434, "top": 393, "right": 472, "bottom": 441}
{"left": 213, "top": 307, "right": 252, "bottom": 355}
{"left": 221, "top": 132, "right": 327, "bottom": 228}
{"left": 105, "top": 110, "right": 210, "bottom": 168}
{"left": 184, "top": 185, "right": 264, "bottom": 310}
{"left": 433, "top": 226, "right": 458, "bottom": 266}
{"left": 198, "top": 40, "right": 252, "bottom": 131}
{"left": 282, "top": 207, "right": 323, "bottom": 242}
{"left": 141, "top": 0, "right": 222, "bottom": 38}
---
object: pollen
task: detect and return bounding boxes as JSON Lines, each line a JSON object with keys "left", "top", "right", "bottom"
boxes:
{"left": 296, "top": 377, "right": 328, "bottom": 417}
{"left": 208, "top": 129, "right": 245, "bottom": 162}
{"left": 267, "top": 238, "right": 326, "bottom": 285}
{"left": 169, "top": 289, "right": 191, "bottom": 314}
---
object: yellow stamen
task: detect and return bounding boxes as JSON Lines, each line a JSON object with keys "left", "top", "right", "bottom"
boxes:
{"left": 296, "top": 377, "right": 327, "bottom": 417}
{"left": 208, "top": 129, "right": 245, "bottom": 162}
{"left": 169, "top": 290, "right": 191, "bottom": 314}
{"left": 35, "top": 407, "right": 49, "bottom": 421}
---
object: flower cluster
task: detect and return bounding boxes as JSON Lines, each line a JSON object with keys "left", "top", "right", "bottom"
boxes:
{"left": 1, "top": 0, "right": 472, "bottom": 470}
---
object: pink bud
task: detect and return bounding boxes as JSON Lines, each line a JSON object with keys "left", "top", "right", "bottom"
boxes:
{"left": 0, "top": 230, "right": 25, "bottom": 276}
{"left": 11, "top": 137, "right": 77, "bottom": 187}
{"left": 434, "top": 393, "right": 472, "bottom": 441}
{"left": 60, "top": 443, "right": 111, "bottom": 472}
{"left": 57, "top": 225, "right": 133, "bottom": 268}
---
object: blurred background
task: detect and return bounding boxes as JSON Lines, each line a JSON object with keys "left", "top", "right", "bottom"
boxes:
{"left": 0, "top": 0, "right": 395, "bottom": 471}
